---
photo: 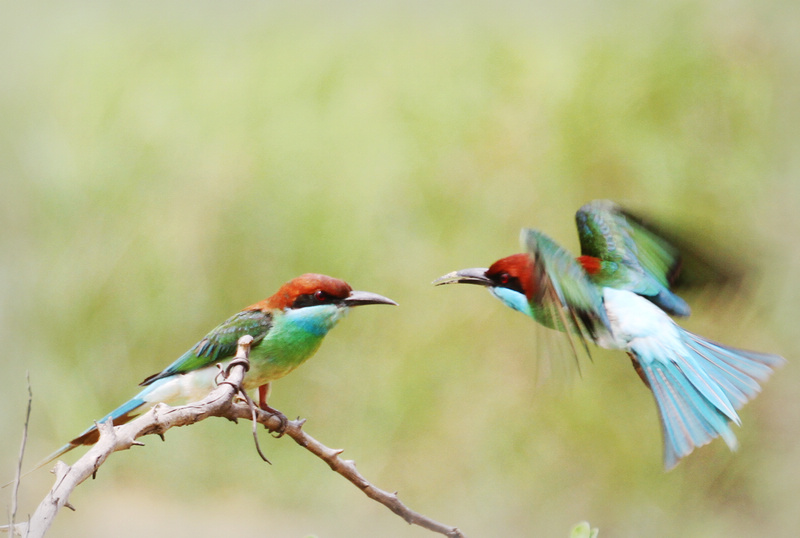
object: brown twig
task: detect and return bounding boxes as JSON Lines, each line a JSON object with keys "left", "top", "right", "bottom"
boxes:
{"left": 266, "top": 414, "right": 465, "bottom": 537}
{"left": 7, "top": 372, "right": 33, "bottom": 536}
{"left": 5, "top": 336, "right": 465, "bottom": 538}
{"left": 225, "top": 403, "right": 465, "bottom": 537}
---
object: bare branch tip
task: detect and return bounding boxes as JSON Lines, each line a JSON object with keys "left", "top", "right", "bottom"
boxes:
{"left": 96, "top": 418, "right": 115, "bottom": 434}
{"left": 53, "top": 461, "right": 70, "bottom": 480}
{"left": 235, "top": 335, "right": 254, "bottom": 360}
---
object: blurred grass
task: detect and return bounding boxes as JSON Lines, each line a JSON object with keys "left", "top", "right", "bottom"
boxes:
{"left": 1, "top": 1, "right": 799, "bottom": 537}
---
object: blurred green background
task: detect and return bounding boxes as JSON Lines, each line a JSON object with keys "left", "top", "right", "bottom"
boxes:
{"left": 2, "top": 1, "right": 799, "bottom": 536}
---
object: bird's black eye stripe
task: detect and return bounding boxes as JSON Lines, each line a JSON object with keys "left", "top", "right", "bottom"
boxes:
{"left": 292, "top": 291, "right": 336, "bottom": 308}
{"left": 491, "top": 272, "right": 524, "bottom": 294}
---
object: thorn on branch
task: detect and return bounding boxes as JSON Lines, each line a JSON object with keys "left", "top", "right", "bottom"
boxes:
{"left": 53, "top": 461, "right": 70, "bottom": 482}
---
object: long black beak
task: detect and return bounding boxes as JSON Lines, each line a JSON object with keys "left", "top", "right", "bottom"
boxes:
{"left": 433, "top": 268, "right": 492, "bottom": 287}
{"left": 344, "top": 290, "right": 398, "bottom": 307}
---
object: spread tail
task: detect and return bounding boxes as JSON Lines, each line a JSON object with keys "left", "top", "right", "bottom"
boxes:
{"left": 634, "top": 331, "right": 784, "bottom": 470}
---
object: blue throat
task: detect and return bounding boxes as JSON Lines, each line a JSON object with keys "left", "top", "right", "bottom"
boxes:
{"left": 489, "top": 287, "right": 533, "bottom": 318}
{"left": 282, "top": 304, "right": 347, "bottom": 336}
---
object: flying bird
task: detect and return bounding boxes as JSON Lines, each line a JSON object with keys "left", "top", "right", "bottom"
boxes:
{"left": 435, "top": 200, "right": 784, "bottom": 469}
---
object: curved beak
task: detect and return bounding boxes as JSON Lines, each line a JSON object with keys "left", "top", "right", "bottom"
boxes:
{"left": 344, "top": 290, "right": 398, "bottom": 307}
{"left": 433, "top": 268, "right": 492, "bottom": 287}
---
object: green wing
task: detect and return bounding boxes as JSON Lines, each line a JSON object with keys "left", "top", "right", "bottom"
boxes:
{"left": 140, "top": 309, "right": 273, "bottom": 386}
{"left": 521, "top": 228, "right": 611, "bottom": 357}
{"left": 575, "top": 200, "right": 690, "bottom": 316}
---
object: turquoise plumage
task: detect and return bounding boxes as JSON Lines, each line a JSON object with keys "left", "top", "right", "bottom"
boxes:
{"left": 436, "top": 200, "right": 784, "bottom": 469}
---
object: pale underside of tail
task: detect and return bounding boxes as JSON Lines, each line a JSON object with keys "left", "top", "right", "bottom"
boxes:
{"left": 635, "top": 331, "right": 784, "bottom": 469}
{"left": 28, "top": 366, "right": 228, "bottom": 474}
{"left": 601, "top": 286, "right": 784, "bottom": 469}
{"left": 27, "top": 394, "right": 148, "bottom": 476}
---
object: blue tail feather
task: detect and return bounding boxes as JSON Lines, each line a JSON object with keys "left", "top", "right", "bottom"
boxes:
{"left": 642, "top": 360, "right": 738, "bottom": 469}
{"left": 27, "top": 388, "right": 154, "bottom": 474}
{"left": 665, "top": 346, "right": 740, "bottom": 425}
{"left": 70, "top": 396, "right": 147, "bottom": 443}
{"left": 95, "top": 396, "right": 148, "bottom": 429}
{"left": 638, "top": 331, "right": 783, "bottom": 469}
{"left": 683, "top": 333, "right": 784, "bottom": 408}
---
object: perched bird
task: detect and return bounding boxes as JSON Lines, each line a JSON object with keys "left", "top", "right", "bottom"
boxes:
{"left": 38, "top": 273, "right": 396, "bottom": 468}
{"left": 435, "top": 200, "right": 784, "bottom": 469}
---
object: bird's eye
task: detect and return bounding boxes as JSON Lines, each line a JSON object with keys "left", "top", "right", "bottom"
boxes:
{"left": 499, "top": 272, "right": 510, "bottom": 285}
{"left": 314, "top": 290, "right": 327, "bottom": 301}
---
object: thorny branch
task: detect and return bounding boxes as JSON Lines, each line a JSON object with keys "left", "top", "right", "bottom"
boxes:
{"left": 3, "top": 337, "right": 465, "bottom": 538}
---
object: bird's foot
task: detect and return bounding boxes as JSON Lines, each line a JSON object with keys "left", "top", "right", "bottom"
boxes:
{"left": 259, "top": 403, "right": 287, "bottom": 437}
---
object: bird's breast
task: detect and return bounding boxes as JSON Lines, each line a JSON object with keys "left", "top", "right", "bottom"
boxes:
{"left": 241, "top": 319, "right": 329, "bottom": 385}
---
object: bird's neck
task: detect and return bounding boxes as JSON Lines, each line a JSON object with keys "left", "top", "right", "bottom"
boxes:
{"left": 489, "top": 287, "right": 534, "bottom": 318}
{"left": 276, "top": 304, "right": 349, "bottom": 337}
{"left": 247, "top": 305, "right": 348, "bottom": 377}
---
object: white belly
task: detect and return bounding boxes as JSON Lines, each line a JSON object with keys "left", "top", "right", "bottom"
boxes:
{"left": 597, "top": 287, "right": 682, "bottom": 358}
{"left": 142, "top": 365, "right": 227, "bottom": 406}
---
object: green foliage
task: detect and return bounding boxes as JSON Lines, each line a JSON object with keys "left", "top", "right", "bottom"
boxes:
{"left": 570, "top": 521, "right": 599, "bottom": 538}
{"left": 1, "top": 1, "right": 797, "bottom": 537}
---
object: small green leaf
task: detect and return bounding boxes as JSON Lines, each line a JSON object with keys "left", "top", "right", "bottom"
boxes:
{"left": 570, "top": 521, "right": 599, "bottom": 538}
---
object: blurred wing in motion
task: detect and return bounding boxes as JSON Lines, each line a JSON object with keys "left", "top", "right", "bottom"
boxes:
{"left": 520, "top": 228, "right": 611, "bottom": 367}
{"left": 575, "top": 199, "right": 691, "bottom": 317}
